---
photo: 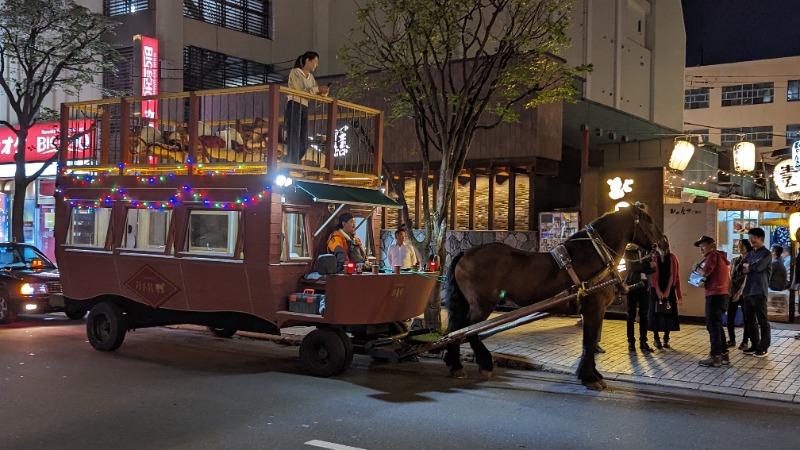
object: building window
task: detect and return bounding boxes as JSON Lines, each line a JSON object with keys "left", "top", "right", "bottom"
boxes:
{"left": 183, "top": 0, "right": 272, "bottom": 39}
{"left": 103, "top": 46, "right": 134, "bottom": 97}
{"left": 721, "top": 126, "right": 773, "bottom": 148}
{"left": 788, "top": 80, "right": 800, "bottom": 102}
{"left": 67, "top": 207, "right": 112, "bottom": 247}
{"left": 183, "top": 46, "right": 282, "bottom": 91}
{"left": 787, "top": 124, "right": 800, "bottom": 146}
{"left": 684, "top": 88, "right": 709, "bottom": 109}
{"left": 721, "top": 82, "right": 774, "bottom": 106}
{"left": 104, "top": 0, "right": 150, "bottom": 16}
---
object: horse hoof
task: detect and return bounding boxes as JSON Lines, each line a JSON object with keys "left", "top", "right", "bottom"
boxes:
{"left": 584, "top": 381, "right": 605, "bottom": 391}
{"left": 450, "top": 368, "right": 467, "bottom": 379}
{"left": 479, "top": 368, "right": 494, "bottom": 380}
{"left": 598, "top": 379, "right": 607, "bottom": 389}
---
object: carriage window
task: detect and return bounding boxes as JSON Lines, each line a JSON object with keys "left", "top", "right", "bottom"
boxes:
{"left": 281, "top": 212, "right": 310, "bottom": 261}
{"left": 66, "top": 207, "right": 111, "bottom": 247}
{"left": 186, "top": 210, "right": 240, "bottom": 255}
{"left": 124, "top": 209, "right": 172, "bottom": 252}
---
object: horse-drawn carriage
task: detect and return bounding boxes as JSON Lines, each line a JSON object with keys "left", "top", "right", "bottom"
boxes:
{"left": 55, "top": 84, "right": 664, "bottom": 388}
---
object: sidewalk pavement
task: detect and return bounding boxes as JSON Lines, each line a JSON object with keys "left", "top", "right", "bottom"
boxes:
{"left": 262, "top": 315, "right": 800, "bottom": 404}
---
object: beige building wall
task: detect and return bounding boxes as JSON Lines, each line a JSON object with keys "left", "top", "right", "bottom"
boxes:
{"left": 684, "top": 56, "right": 800, "bottom": 156}
{"left": 561, "top": 0, "right": 685, "bottom": 131}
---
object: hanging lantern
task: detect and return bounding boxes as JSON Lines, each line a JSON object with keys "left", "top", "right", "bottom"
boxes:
{"left": 790, "top": 212, "right": 800, "bottom": 241}
{"left": 668, "top": 140, "right": 695, "bottom": 171}
{"left": 733, "top": 141, "right": 756, "bottom": 172}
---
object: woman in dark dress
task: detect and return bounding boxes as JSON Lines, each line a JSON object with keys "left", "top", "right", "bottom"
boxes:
{"left": 649, "top": 238, "right": 681, "bottom": 349}
{"left": 727, "top": 239, "right": 752, "bottom": 349}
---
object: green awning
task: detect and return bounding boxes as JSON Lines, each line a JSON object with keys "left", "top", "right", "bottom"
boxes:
{"left": 294, "top": 180, "right": 401, "bottom": 209}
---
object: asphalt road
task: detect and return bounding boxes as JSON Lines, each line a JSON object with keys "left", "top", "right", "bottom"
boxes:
{"left": 3, "top": 314, "right": 800, "bottom": 450}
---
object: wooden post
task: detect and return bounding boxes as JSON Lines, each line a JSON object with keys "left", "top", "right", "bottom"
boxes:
{"left": 266, "top": 84, "right": 280, "bottom": 173}
{"left": 187, "top": 92, "right": 199, "bottom": 174}
{"left": 528, "top": 165, "right": 535, "bottom": 231}
{"left": 468, "top": 169, "right": 476, "bottom": 230}
{"left": 100, "top": 107, "right": 111, "bottom": 166}
{"left": 58, "top": 104, "right": 69, "bottom": 173}
{"left": 488, "top": 171, "right": 495, "bottom": 230}
{"left": 325, "top": 99, "right": 338, "bottom": 182}
{"left": 508, "top": 169, "right": 517, "bottom": 231}
{"left": 415, "top": 176, "right": 421, "bottom": 229}
{"left": 373, "top": 111, "right": 384, "bottom": 183}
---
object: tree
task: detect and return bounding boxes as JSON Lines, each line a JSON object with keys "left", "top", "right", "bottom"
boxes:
{"left": 0, "top": 0, "right": 119, "bottom": 242}
{"left": 340, "top": 0, "right": 588, "bottom": 330}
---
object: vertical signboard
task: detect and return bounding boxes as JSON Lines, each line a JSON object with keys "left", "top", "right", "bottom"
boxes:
{"left": 140, "top": 35, "right": 159, "bottom": 122}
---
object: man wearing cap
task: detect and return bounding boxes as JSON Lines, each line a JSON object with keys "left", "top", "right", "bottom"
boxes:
{"left": 694, "top": 235, "right": 731, "bottom": 367}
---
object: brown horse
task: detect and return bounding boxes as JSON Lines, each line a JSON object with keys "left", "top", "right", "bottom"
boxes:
{"left": 443, "top": 205, "right": 664, "bottom": 390}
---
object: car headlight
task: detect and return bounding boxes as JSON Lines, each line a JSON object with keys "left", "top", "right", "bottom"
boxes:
{"left": 20, "top": 282, "right": 48, "bottom": 296}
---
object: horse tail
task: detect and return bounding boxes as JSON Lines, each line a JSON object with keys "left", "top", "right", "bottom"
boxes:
{"left": 444, "top": 251, "right": 469, "bottom": 333}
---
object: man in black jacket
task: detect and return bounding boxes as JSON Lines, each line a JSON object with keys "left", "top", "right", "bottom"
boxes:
{"left": 625, "top": 244, "right": 655, "bottom": 352}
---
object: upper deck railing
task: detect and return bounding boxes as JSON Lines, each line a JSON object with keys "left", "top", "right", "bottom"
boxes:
{"left": 58, "top": 84, "right": 383, "bottom": 186}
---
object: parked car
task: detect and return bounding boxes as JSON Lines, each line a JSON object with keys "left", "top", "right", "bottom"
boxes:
{"left": 0, "top": 243, "right": 82, "bottom": 324}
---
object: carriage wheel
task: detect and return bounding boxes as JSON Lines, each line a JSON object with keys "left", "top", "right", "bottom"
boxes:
{"left": 86, "top": 302, "right": 128, "bottom": 352}
{"left": 207, "top": 326, "right": 237, "bottom": 338}
{"left": 332, "top": 329, "right": 354, "bottom": 375}
{"left": 299, "top": 329, "right": 347, "bottom": 377}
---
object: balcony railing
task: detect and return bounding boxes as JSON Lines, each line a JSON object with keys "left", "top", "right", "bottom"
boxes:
{"left": 58, "top": 84, "right": 383, "bottom": 186}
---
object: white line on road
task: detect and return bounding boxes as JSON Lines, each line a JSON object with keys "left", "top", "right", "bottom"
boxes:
{"left": 305, "top": 440, "right": 365, "bottom": 450}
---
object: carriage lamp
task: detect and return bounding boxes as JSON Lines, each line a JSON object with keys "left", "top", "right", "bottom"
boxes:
{"left": 20, "top": 282, "right": 48, "bottom": 296}
{"left": 346, "top": 261, "right": 356, "bottom": 274}
{"left": 428, "top": 254, "right": 439, "bottom": 272}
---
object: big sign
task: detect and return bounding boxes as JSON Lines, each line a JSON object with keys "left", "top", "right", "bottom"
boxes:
{"left": 773, "top": 158, "right": 800, "bottom": 200}
{"left": 141, "top": 35, "right": 159, "bottom": 121}
{"left": 0, "top": 120, "right": 94, "bottom": 165}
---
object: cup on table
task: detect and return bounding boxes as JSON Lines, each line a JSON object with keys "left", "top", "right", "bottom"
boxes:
{"left": 393, "top": 265, "right": 401, "bottom": 274}
{"left": 372, "top": 265, "right": 380, "bottom": 274}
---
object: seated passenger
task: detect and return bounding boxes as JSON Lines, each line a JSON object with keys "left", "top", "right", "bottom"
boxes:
{"left": 327, "top": 212, "right": 369, "bottom": 273}
{"left": 388, "top": 228, "right": 419, "bottom": 270}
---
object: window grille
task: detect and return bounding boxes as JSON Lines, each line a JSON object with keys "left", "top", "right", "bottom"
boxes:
{"left": 721, "top": 83, "right": 774, "bottom": 106}
{"left": 103, "top": 46, "right": 134, "bottom": 98}
{"left": 104, "top": 0, "right": 150, "bottom": 16}
{"left": 721, "top": 126, "right": 773, "bottom": 148}
{"left": 788, "top": 80, "right": 800, "bottom": 102}
{"left": 183, "top": 46, "right": 282, "bottom": 91}
{"left": 183, "top": 0, "right": 272, "bottom": 39}
{"left": 787, "top": 124, "right": 800, "bottom": 146}
{"left": 684, "top": 88, "right": 709, "bottom": 109}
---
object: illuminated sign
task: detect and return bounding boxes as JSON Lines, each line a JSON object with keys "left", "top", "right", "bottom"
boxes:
{"left": 792, "top": 140, "right": 800, "bottom": 170}
{"left": 334, "top": 125, "right": 350, "bottom": 157}
{"left": 0, "top": 120, "right": 94, "bottom": 165}
{"left": 773, "top": 158, "right": 800, "bottom": 200}
{"left": 607, "top": 177, "right": 633, "bottom": 200}
{"left": 140, "top": 35, "right": 159, "bottom": 121}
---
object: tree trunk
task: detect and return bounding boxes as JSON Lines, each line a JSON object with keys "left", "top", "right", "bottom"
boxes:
{"left": 12, "top": 129, "right": 29, "bottom": 243}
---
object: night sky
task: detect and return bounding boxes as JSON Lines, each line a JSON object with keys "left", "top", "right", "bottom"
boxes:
{"left": 682, "top": 0, "right": 800, "bottom": 66}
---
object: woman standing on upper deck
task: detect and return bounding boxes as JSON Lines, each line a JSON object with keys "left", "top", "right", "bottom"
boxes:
{"left": 285, "top": 51, "right": 329, "bottom": 164}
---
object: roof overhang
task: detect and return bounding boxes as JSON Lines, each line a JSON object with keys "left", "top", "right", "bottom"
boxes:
{"left": 294, "top": 180, "right": 401, "bottom": 209}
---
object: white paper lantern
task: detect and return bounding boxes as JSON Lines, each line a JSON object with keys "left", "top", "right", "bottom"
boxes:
{"left": 668, "top": 140, "right": 695, "bottom": 171}
{"left": 733, "top": 141, "right": 756, "bottom": 172}
{"left": 790, "top": 212, "right": 800, "bottom": 242}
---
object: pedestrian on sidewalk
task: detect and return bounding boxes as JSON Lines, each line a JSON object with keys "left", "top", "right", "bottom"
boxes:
{"left": 694, "top": 235, "right": 731, "bottom": 367}
{"left": 649, "top": 236, "right": 681, "bottom": 349}
{"left": 737, "top": 227, "right": 772, "bottom": 357}
{"left": 729, "top": 239, "right": 752, "bottom": 350}
{"left": 792, "top": 229, "right": 800, "bottom": 340}
{"left": 624, "top": 244, "right": 655, "bottom": 352}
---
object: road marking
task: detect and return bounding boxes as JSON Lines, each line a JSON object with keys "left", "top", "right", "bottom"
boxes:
{"left": 305, "top": 440, "right": 365, "bottom": 450}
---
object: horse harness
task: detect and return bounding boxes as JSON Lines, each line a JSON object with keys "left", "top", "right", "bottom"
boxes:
{"left": 549, "top": 225, "right": 625, "bottom": 298}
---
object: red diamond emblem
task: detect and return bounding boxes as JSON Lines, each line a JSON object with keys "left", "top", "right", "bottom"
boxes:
{"left": 124, "top": 265, "right": 179, "bottom": 308}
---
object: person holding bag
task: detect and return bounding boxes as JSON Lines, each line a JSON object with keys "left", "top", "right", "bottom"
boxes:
{"left": 648, "top": 236, "right": 681, "bottom": 349}
{"left": 693, "top": 236, "right": 731, "bottom": 367}
{"left": 729, "top": 239, "right": 752, "bottom": 349}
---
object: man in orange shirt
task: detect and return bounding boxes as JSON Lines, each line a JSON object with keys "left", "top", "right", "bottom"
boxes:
{"left": 327, "top": 212, "right": 368, "bottom": 273}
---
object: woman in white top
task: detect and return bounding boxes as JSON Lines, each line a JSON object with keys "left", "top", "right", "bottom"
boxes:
{"left": 388, "top": 229, "right": 419, "bottom": 270}
{"left": 285, "top": 51, "right": 329, "bottom": 163}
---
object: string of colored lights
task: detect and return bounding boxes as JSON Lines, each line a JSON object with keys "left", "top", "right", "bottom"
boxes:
{"left": 58, "top": 170, "right": 271, "bottom": 211}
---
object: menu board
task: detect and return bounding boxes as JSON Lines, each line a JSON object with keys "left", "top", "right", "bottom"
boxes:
{"left": 538, "top": 212, "right": 579, "bottom": 252}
